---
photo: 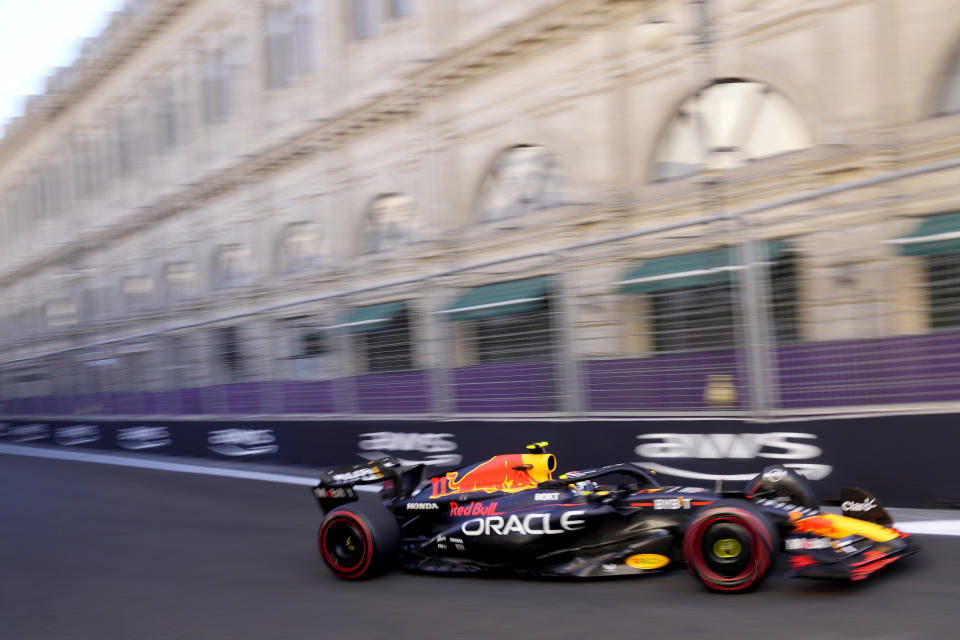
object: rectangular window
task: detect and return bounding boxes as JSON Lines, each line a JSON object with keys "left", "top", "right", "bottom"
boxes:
{"left": 281, "top": 317, "right": 329, "bottom": 380}
{"left": 927, "top": 253, "right": 960, "bottom": 329}
{"left": 93, "top": 134, "right": 109, "bottom": 196}
{"left": 351, "top": 0, "right": 382, "bottom": 39}
{"left": 115, "top": 113, "right": 135, "bottom": 175}
{"left": 123, "top": 276, "right": 155, "bottom": 311}
{"left": 362, "top": 310, "right": 412, "bottom": 372}
{"left": 162, "top": 335, "right": 189, "bottom": 390}
{"left": 294, "top": 0, "right": 316, "bottom": 74}
{"left": 73, "top": 134, "right": 106, "bottom": 198}
{"left": 50, "top": 355, "right": 74, "bottom": 396}
{"left": 472, "top": 307, "right": 555, "bottom": 364}
{"left": 46, "top": 299, "right": 78, "bottom": 328}
{"left": 218, "top": 326, "right": 245, "bottom": 382}
{"left": 386, "top": 0, "right": 415, "bottom": 19}
{"left": 120, "top": 351, "right": 151, "bottom": 392}
{"left": 224, "top": 38, "right": 247, "bottom": 116}
{"left": 97, "top": 119, "right": 117, "bottom": 186}
{"left": 771, "top": 251, "right": 799, "bottom": 343}
{"left": 202, "top": 49, "right": 228, "bottom": 124}
{"left": 645, "top": 253, "right": 799, "bottom": 353}
{"left": 265, "top": 2, "right": 314, "bottom": 87}
{"left": 154, "top": 84, "right": 178, "bottom": 152}
{"left": 31, "top": 176, "right": 47, "bottom": 221}
{"left": 73, "top": 138, "right": 93, "bottom": 199}
{"left": 41, "top": 164, "right": 63, "bottom": 218}
{"left": 164, "top": 261, "right": 196, "bottom": 301}
{"left": 650, "top": 284, "right": 736, "bottom": 354}
{"left": 215, "top": 244, "right": 252, "bottom": 288}
{"left": 266, "top": 6, "right": 294, "bottom": 87}
{"left": 13, "top": 187, "right": 30, "bottom": 233}
{"left": 79, "top": 287, "right": 114, "bottom": 324}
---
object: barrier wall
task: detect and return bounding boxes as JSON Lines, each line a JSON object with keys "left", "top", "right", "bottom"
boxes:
{"left": 2, "top": 414, "right": 957, "bottom": 509}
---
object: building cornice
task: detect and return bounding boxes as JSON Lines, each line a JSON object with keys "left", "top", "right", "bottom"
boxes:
{"left": 0, "top": 0, "right": 196, "bottom": 166}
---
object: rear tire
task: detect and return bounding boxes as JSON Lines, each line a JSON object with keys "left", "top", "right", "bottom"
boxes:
{"left": 318, "top": 501, "right": 400, "bottom": 580}
{"left": 682, "top": 499, "right": 779, "bottom": 593}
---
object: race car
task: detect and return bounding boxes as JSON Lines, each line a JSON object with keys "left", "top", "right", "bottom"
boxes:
{"left": 311, "top": 442, "right": 918, "bottom": 592}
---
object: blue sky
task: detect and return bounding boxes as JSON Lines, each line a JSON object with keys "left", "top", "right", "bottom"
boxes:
{"left": 0, "top": 0, "right": 123, "bottom": 131}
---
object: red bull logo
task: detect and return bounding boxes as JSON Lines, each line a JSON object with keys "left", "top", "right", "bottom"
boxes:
{"left": 450, "top": 501, "right": 499, "bottom": 517}
{"left": 792, "top": 515, "right": 841, "bottom": 538}
{"left": 430, "top": 454, "right": 556, "bottom": 498}
{"left": 791, "top": 513, "right": 899, "bottom": 542}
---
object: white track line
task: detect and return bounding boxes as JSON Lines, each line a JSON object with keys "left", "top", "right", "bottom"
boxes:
{"left": 896, "top": 520, "right": 960, "bottom": 536}
{"left": 1, "top": 443, "right": 958, "bottom": 526}
{"left": 0, "top": 443, "right": 320, "bottom": 486}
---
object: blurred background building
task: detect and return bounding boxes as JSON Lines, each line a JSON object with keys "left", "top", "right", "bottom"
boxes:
{"left": 3, "top": 0, "right": 960, "bottom": 419}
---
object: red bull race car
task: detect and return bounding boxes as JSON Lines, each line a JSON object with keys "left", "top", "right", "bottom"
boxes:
{"left": 311, "top": 442, "right": 918, "bottom": 592}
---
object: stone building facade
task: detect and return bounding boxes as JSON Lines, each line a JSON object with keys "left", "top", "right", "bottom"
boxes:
{"left": 3, "top": 0, "right": 960, "bottom": 417}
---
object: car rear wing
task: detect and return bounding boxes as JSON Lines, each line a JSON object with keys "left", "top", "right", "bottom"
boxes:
{"left": 312, "top": 457, "right": 426, "bottom": 513}
{"left": 312, "top": 457, "right": 402, "bottom": 513}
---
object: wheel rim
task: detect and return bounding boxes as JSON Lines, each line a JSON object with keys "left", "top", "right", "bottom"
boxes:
{"left": 701, "top": 522, "right": 751, "bottom": 578}
{"left": 713, "top": 537, "right": 742, "bottom": 559}
{"left": 321, "top": 517, "right": 367, "bottom": 573}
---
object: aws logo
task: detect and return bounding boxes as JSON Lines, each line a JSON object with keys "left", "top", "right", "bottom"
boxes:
{"left": 54, "top": 425, "right": 101, "bottom": 446}
{"left": 357, "top": 431, "right": 461, "bottom": 467}
{"left": 207, "top": 428, "right": 278, "bottom": 457}
{"left": 634, "top": 432, "right": 832, "bottom": 481}
{"left": 117, "top": 426, "right": 171, "bottom": 451}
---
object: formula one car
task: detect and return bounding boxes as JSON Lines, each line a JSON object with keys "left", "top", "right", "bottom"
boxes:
{"left": 311, "top": 442, "right": 918, "bottom": 592}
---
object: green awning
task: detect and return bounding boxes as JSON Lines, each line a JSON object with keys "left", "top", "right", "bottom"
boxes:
{"left": 617, "top": 241, "right": 789, "bottom": 294}
{"left": 439, "top": 276, "right": 550, "bottom": 321}
{"left": 892, "top": 213, "right": 960, "bottom": 256}
{"left": 337, "top": 301, "right": 406, "bottom": 333}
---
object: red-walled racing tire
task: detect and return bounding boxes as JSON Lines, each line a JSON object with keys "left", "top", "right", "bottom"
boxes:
{"left": 318, "top": 501, "right": 400, "bottom": 580}
{"left": 682, "top": 499, "right": 779, "bottom": 593}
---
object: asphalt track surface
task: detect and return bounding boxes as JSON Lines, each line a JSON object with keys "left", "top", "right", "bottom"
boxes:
{"left": 2, "top": 452, "right": 959, "bottom": 640}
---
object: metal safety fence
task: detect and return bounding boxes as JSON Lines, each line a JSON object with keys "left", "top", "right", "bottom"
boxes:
{"left": 6, "top": 157, "right": 960, "bottom": 419}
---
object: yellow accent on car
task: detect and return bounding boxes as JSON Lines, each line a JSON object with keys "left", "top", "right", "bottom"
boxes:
{"left": 520, "top": 453, "right": 556, "bottom": 481}
{"left": 794, "top": 513, "right": 899, "bottom": 542}
{"left": 626, "top": 554, "right": 671, "bottom": 570}
{"left": 826, "top": 513, "right": 899, "bottom": 541}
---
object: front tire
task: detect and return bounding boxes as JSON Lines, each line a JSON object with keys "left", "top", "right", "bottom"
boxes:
{"left": 318, "top": 501, "right": 400, "bottom": 580}
{"left": 682, "top": 499, "right": 779, "bottom": 592}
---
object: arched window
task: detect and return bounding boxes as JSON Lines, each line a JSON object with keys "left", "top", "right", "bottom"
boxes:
{"left": 652, "top": 80, "right": 812, "bottom": 181}
{"left": 363, "top": 193, "right": 420, "bottom": 253}
{"left": 278, "top": 221, "right": 322, "bottom": 273}
{"left": 935, "top": 49, "right": 960, "bottom": 116}
{"left": 475, "top": 145, "right": 575, "bottom": 222}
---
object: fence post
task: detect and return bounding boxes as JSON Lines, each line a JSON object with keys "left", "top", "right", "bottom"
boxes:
{"left": 735, "top": 232, "right": 780, "bottom": 416}
{"left": 331, "top": 298, "right": 358, "bottom": 415}
{"left": 425, "top": 277, "right": 454, "bottom": 416}
{"left": 550, "top": 267, "right": 585, "bottom": 415}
